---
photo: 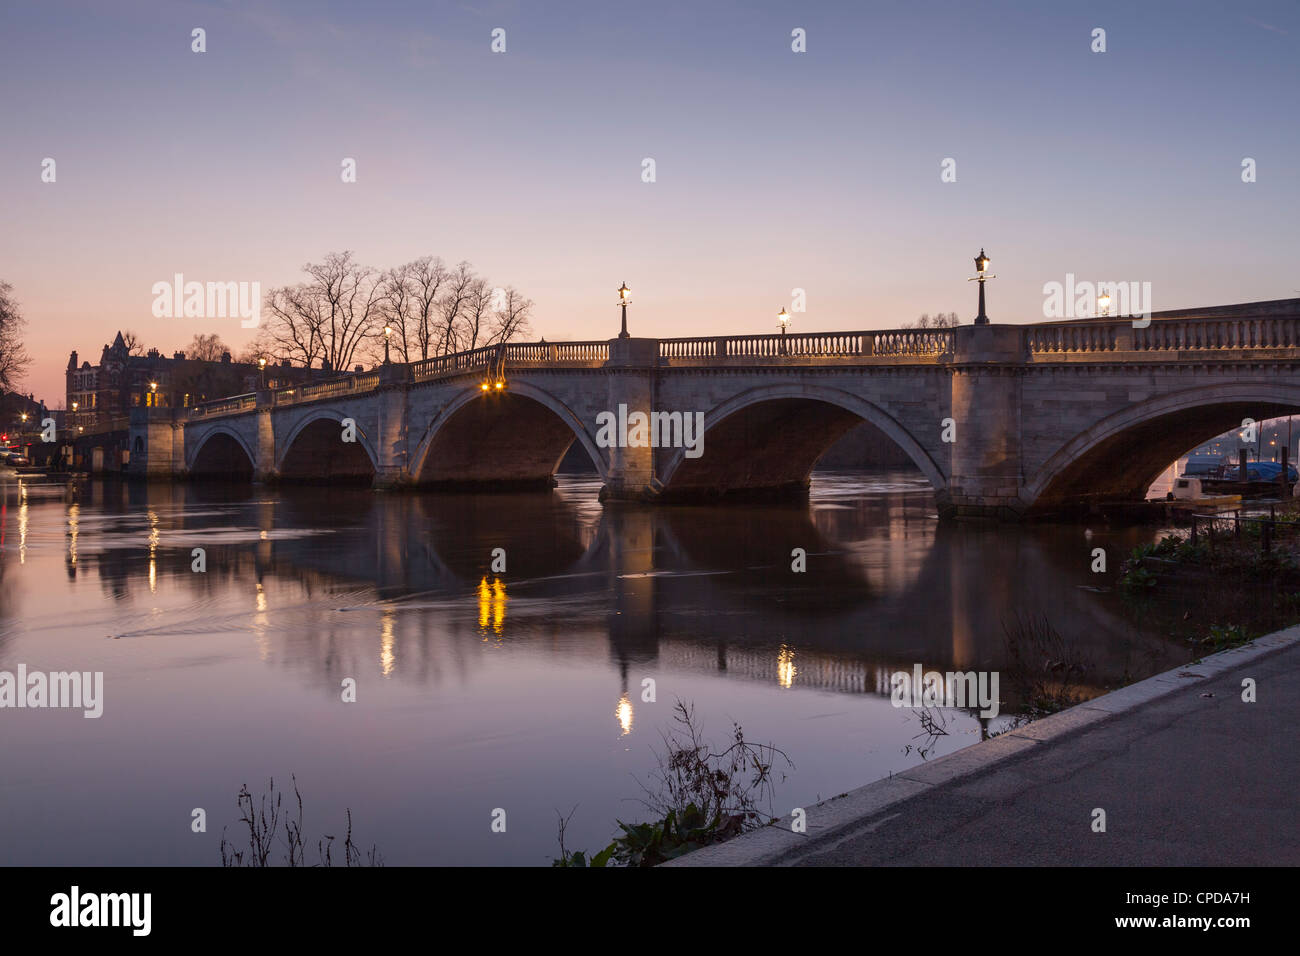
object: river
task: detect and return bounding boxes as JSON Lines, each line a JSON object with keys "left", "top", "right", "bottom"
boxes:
{"left": 0, "top": 469, "right": 1195, "bottom": 865}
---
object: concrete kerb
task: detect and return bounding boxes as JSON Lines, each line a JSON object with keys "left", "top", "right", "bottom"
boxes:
{"left": 665, "top": 624, "right": 1300, "bottom": 867}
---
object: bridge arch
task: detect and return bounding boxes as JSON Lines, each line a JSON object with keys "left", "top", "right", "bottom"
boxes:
{"left": 410, "top": 380, "right": 608, "bottom": 487}
{"left": 1025, "top": 382, "right": 1300, "bottom": 512}
{"left": 276, "top": 407, "right": 378, "bottom": 480}
{"left": 187, "top": 424, "right": 256, "bottom": 478}
{"left": 656, "top": 383, "right": 946, "bottom": 498}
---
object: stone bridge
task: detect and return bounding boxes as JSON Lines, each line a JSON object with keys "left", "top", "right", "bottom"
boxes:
{"left": 129, "top": 298, "right": 1300, "bottom": 518}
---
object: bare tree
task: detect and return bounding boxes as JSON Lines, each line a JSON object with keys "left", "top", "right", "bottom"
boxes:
{"left": 406, "top": 256, "right": 447, "bottom": 361}
{"left": 120, "top": 330, "right": 146, "bottom": 356}
{"left": 458, "top": 278, "right": 493, "bottom": 352}
{"left": 187, "top": 333, "right": 229, "bottom": 362}
{"left": 436, "top": 261, "right": 477, "bottom": 356}
{"left": 376, "top": 264, "right": 415, "bottom": 364}
{"left": 261, "top": 283, "right": 324, "bottom": 369}
{"left": 259, "top": 252, "right": 536, "bottom": 369}
{"left": 0, "top": 281, "right": 31, "bottom": 390}
{"left": 262, "top": 251, "right": 383, "bottom": 372}
{"left": 487, "top": 286, "right": 534, "bottom": 346}
{"left": 235, "top": 344, "right": 265, "bottom": 365}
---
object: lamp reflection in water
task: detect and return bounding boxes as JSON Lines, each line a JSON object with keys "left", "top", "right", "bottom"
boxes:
{"left": 147, "top": 509, "right": 160, "bottom": 593}
{"left": 253, "top": 582, "right": 270, "bottom": 660}
{"left": 777, "top": 644, "right": 797, "bottom": 689}
{"left": 478, "top": 576, "right": 507, "bottom": 638}
{"left": 380, "top": 608, "right": 396, "bottom": 677}
{"left": 67, "top": 502, "right": 80, "bottom": 570}
{"left": 18, "top": 497, "right": 28, "bottom": 564}
{"left": 615, "top": 693, "right": 634, "bottom": 736}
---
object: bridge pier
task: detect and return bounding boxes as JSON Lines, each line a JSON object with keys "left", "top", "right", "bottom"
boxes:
{"left": 373, "top": 365, "right": 414, "bottom": 490}
{"left": 127, "top": 408, "right": 185, "bottom": 480}
{"left": 947, "top": 325, "right": 1028, "bottom": 519}
{"left": 253, "top": 399, "right": 277, "bottom": 483}
{"left": 599, "top": 337, "right": 659, "bottom": 502}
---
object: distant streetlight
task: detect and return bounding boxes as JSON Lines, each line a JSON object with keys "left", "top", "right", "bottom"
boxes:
{"left": 383, "top": 325, "right": 393, "bottom": 364}
{"left": 968, "top": 249, "right": 996, "bottom": 326}
{"left": 1098, "top": 290, "right": 1111, "bottom": 317}
{"left": 617, "top": 282, "right": 631, "bottom": 339}
{"left": 778, "top": 307, "right": 791, "bottom": 356}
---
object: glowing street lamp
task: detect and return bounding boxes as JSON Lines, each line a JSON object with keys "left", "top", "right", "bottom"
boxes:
{"left": 258, "top": 356, "right": 267, "bottom": 388}
{"left": 968, "top": 248, "right": 996, "bottom": 326}
{"left": 383, "top": 325, "right": 393, "bottom": 364}
{"left": 778, "top": 307, "right": 791, "bottom": 356}
{"left": 617, "top": 282, "right": 631, "bottom": 339}
{"left": 1098, "top": 289, "right": 1111, "bottom": 317}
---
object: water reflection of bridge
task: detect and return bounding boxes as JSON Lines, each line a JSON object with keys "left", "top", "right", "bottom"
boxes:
{"left": 656, "top": 640, "right": 890, "bottom": 695}
{"left": 50, "top": 478, "right": 1183, "bottom": 701}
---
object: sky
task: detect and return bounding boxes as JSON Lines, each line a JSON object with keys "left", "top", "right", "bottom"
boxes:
{"left": 2, "top": 0, "right": 1298, "bottom": 404}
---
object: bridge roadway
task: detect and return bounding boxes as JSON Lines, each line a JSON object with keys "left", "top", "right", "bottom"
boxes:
{"left": 129, "top": 299, "right": 1300, "bottom": 518}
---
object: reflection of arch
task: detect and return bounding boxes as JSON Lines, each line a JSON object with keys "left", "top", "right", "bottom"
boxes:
{"left": 277, "top": 408, "right": 377, "bottom": 477}
{"left": 1026, "top": 383, "right": 1300, "bottom": 510}
{"left": 409, "top": 381, "right": 607, "bottom": 485}
{"left": 187, "top": 425, "right": 256, "bottom": 475}
{"left": 657, "top": 384, "right": 944, "bottom": 497}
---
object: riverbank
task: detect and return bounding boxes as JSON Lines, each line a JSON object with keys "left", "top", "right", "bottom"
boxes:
{"left": 669, "top": 625, "right": 1300, "bottom": 866}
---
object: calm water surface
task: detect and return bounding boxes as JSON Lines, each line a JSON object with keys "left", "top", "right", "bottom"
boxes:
{"left": 0, "top": 470, "right": 1189, "bottom": 865}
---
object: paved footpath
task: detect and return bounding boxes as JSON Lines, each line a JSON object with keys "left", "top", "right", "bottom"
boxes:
{"left": 672, "top": 628, "right": 1300, "bottom": 866}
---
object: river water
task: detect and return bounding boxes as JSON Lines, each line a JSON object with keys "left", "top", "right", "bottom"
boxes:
{"left": 0, "top": 469, "right": 1193, "bottom": 865}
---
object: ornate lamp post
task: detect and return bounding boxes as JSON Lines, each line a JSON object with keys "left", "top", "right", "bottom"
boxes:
{"left": 383, "top": 325, "right": 393, "bottom": 364}
{"left": 617, "top": 282, "right": 631, "bottom": 338}
{"left": 149, "top": 381, "right": 159, "bottom": 408}
{"left": 778, "top": 307, "right": 791, "bottom": 355}
{"left": 258, "top": 356, "right": 267, "bottom": 388}
{"left": 71, "top": 401, "right": 78, "bottom": 431}
{"left": 1098, "top": 290, "right": 1111, "bottom": 317}
{"left": 968, "top": 249, "right": 996, "bottom": 326}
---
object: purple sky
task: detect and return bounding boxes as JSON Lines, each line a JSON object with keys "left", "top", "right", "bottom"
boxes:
{"left": 3, "top": 0, "right": 1297, "bottom": 404}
